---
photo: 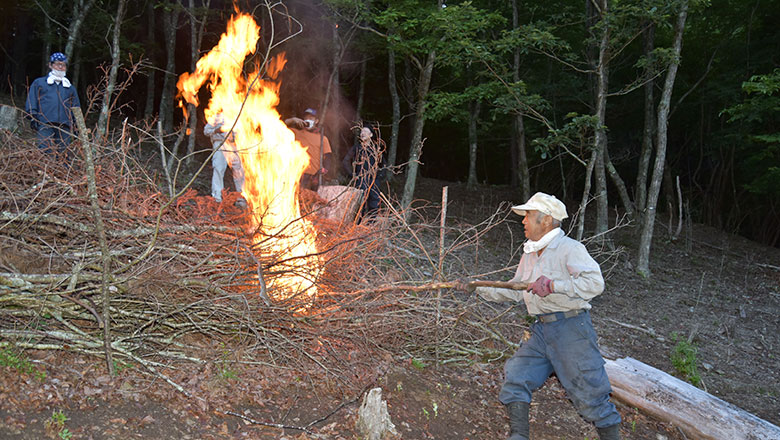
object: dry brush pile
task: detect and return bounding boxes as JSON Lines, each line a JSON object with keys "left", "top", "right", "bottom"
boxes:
{"left": 0, "top": 128, "right": 528, "bottom": 400}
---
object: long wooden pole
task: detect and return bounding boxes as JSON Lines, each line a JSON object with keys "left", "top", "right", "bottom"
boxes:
{"left": 348, "top": 280, "right": 528, "bottom": 296}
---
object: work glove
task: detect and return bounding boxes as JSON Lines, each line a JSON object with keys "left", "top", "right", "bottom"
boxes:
{"left": 320, "top": 167, "right": 328, "bottom": 175}
{"left": 530, "top": 276, "right": 554, "bottom": 297}
{"left": 454, "top": 278, "right": 475, "bottom": 293}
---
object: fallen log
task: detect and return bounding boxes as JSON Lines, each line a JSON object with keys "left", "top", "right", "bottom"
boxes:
{"left": 605, "top": 357, "right": 780, "bottom": 440}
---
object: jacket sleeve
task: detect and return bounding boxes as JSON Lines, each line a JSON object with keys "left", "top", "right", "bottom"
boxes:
{"left": 553, "top": 243, "right": 604, "bottom": 300}
{"left": 24, "top": 81, "right": 41, "bottom": 123}
{"left": 475, "top": 286, "right": 524, "bottom": 303}
{"left": 70, "top": 88, "right": 81, "bottom": 108}
{"left": 342, "top": 143, "right": 356, "bottom": 176}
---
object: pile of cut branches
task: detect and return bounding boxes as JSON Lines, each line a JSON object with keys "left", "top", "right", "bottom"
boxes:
{"left": 0, "top": 131, "right": 527, "bottom": 396}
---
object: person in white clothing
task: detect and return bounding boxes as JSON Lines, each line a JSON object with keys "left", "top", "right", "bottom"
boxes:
{"left": 456, "top": 192, "right": 621, "bottom": 440}
{"left": 204, "top": 113, "right": 246, "bottom": 207}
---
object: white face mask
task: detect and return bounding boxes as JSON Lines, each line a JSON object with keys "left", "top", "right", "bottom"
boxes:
{"left": 51, "top": 69, "right": 66, "bottom": 79}
{"left": 304, "top": 119, "right": 315, "bottom": 129}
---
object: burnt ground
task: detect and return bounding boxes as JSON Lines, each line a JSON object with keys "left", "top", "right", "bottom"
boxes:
{"left": 1, "top": 175, "right": 779, "bottom": 439}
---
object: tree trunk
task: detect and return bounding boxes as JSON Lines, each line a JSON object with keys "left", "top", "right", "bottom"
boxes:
{"left": 605, "top": 146, "right": 635, "bottom": 219}
{"left": 605, "top": 357, "right": 780, "bottom": 440}
{"left": 356, "top": 56, "right": 367, "bottom": 121}
{"left": 10, "top": 10, "right": 30, "bottom": 92}
{"left": 400, "top": 49, "right": 436, "bottom": 216}
{"left": 319, "top": 23, "right": 343, "bottom": 185}
{"left": 96, "top": 0, "right": 127, "bottom": 139}
{"left": 592, "top": 0, "right": 610, "bottom": 235}
{"left": 636, "top": 21, "right": 656, "bottom": 217}
{"left": 387, "top": 46, "right": 401, "bottom": 175}
{"left": 184, "top": 0, "right": 210, "bottom": 167}
{"left": 64, "top": 0, "right": 97, "bottom": 63}
{"left": 144, "top": 1, "right": 157, "bottom": 120}
{"left": 637, "top": 0, "right": 688, "bottom": 276}
{"left": 42, "top": 14, "right": 52, "bottom": 73}
{"left": 512, "top": 0, "right": 530, "bottom": 200}
{"left": 467, "top": 99, "right": 481, "bottom": 188}
{"left": 577, "top": 148, "right": 598, "bottom": 241}
{"left": 159, "top": 1, "right": 181, "bottom": 134}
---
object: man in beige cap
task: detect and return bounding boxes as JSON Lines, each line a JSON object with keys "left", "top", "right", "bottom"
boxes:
{"left": 459, "top": 192, "right": 621, "bottom": 440}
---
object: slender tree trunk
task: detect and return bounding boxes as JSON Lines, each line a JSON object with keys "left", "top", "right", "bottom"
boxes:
{"left": 577, "top": 149, "right": 598, "bottom": 241}
{"left": 72, "top": 44, "right": 82, "bottom": 90}
{"left": 592, "top": 0, "right": 610, "bottom": 235}
{"left": 400, "top": 49, "right": 436, "bottom": 215}
{"left": 605, "top": 146, "right": 636, "bottom": 219}
{"left": 10, "top": 11, "right": 30, "bottom": 91}
{"left": 185, "top": 0, "right": 210, "bottom": 166}
{"left": 64, "top": 0, "right": 97, "bottom": 62}
{"left": 638, "top": 0, "right": 689, "bottom": 276}
{"left": 387, "top": 46, "right": 401, "bottom": 174}
{"left": 144, "top": 1, "right": 157, "bottom": 120}
{"left": 42, "top": 14, "right": 52, "bottom": 73}
{"left": 96, "top": 0, "right": 127, "bottom": 139}
{"left": 512, "top": 0, "right": 530, "bottom": 200}
{"left": 636, "top": 21, "right": 656, "bottom": 217}
{"left": 355, "top": 56, "right": 367, "bottom": 121}
{"left": 159, "top": 1, "right": 181, "bottom": 134}
{"left": 467, "top": 99, "right": 481, "bottom": 188}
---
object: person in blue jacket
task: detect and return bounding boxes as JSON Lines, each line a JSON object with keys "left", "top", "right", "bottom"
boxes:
{"left": 342, "top": 123, "right": 385, "bottom": 222}
{"left": 25, "top": 52, "right": 81, "bottom": 159}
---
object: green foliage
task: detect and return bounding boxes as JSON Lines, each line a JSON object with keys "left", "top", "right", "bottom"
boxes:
{"left": 670, "top": 332, "right": 701, "bottom": 387}
{"left": 411, "top": 357, "right": 426, "bottom": 370}
{"left": 533, "top": 113, "right": 601, "bottom": 159}
{"left": 111, "top": 359, "right": 134, "bottom": 376}
{"left": 45, "top": 410, "right": 72, "bottom": 440}
{"left": 721, "top": 69, "right": 780, "bottom": 197}
{"left": 0, "top": 347, "right": 46, "bottom": 380}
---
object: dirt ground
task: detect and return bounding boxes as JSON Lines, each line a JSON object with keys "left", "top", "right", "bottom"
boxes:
{"left": 1, "top": 176, "right": 779, "bottom": 439}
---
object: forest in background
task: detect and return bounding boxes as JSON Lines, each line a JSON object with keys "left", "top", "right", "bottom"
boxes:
{"left": 0, "top": 0, "right": 778, "bottom": 258}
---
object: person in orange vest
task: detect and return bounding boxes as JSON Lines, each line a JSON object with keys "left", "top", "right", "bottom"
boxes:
{"left": 285, "top": 108, "right": 331, "bottom": 191}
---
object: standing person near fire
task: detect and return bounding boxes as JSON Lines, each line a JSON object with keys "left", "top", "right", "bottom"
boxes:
{"left": 204, "top": 113, "right": 246, "bottom": 207}
{"left": 24, "top": 52, "right": 81, "bottom": 161}
{"left": 285, "top": 108, "right": 331, "bottom": 191}
{"left": 342, "top": 123, "right": 385, "bottom": 222}
{"left": 457, "top": 192, "right": 622, "bottom": 440}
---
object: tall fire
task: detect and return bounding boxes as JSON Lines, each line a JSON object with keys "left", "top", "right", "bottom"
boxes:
{"left": 177, "top": 13, "right": 320, "bottom": 302}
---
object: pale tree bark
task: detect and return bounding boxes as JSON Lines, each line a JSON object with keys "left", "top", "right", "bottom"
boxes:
{"left": 144, "top": 1, "right": 157, "bottom": 120}
{"left": 605, "top": 146, "right": 636, "bottom": 219}
{"left": 577, "top": 148, "right": 599, "bottom": 241}
{"left": 159, "top": 0, "right": 181, "bottom": 134}
{"left": 636, "top": 21, "right": 656, "bottom": 216}
{"left": 386, "top": 46, "right": 401, "bottom": 173}
{"left": 592, "top": 0, "right": 610, "bottom": 235}
{"left": 42, "top": 14, "right": 52, "bottom": 72}
{"left": 512, "top": 0, "right": 530, "bottom": 200}
{"left": 96, "top": 0, "right": 128, "bottom": 139}
{"left": 318, "top": 23, "right": 343, "bottom": 186}
{"left": 467, "top": 98, "right": 481, "bottom": 188}
{"left": 400, "top": 48, "right": 436, "bottom": 216}
{"left": 355, "top": 56, "right": 367, "bottom": 121}
{"left": 184, "top": 0, "right": 210, "bottom": 166}
{"left": 637, "top": 0, "right": 689, "bottom": 276}
{"left": 64, "top": 0, "right": 97, "bottom": 63}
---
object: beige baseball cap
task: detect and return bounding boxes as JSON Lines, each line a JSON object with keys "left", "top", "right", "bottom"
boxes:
{"left": 511, "top": 192, "right": 568, "bottom": 221}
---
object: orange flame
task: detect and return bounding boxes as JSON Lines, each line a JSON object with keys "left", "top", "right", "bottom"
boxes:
{"left": 177, "top": 13, "right": 319, "bottom": 302}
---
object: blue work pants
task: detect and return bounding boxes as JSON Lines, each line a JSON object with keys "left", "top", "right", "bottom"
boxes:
{"left": 499, "top": 311, "right": 621, "bottom": 428}
{"left": 37, "top": 124, "right": 73, "bottom": 160}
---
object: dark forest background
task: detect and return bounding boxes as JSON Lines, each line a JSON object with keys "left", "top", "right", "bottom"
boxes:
{"left": 1, "top": 0, "right": 778, "bottom": 260}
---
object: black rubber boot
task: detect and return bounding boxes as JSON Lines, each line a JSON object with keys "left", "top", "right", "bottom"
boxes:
{"left": 597, "top": 423, "right": 621, "bottom": 440}
{"left": 505, "top": 401, "right": 530, "bottom": 440}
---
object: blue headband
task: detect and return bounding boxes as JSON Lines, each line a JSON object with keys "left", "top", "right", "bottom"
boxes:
{"left": 50, "top": 52, "right": 67, "bottom": 63}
